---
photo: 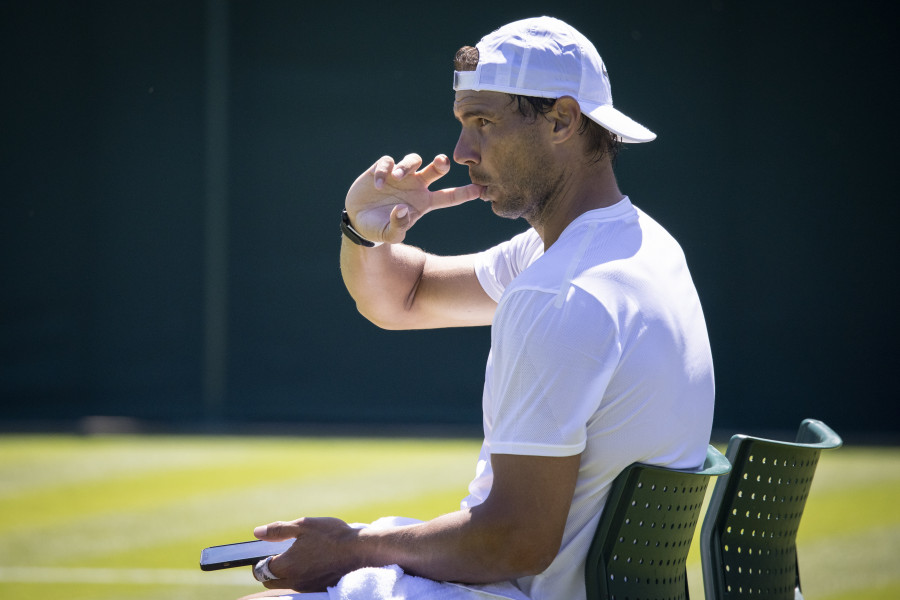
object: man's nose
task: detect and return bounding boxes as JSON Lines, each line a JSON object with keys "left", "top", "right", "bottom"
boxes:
{"left": 453, "top": 131, "right": 479, "bottom": 166}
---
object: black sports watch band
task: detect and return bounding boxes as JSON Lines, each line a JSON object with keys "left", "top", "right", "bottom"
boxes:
{"left": 340, "top": 209, "right": 380, "bottom": 247}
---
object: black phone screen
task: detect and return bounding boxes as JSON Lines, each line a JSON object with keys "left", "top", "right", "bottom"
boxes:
{"left": 199, "top": 539, "right": 294, "bottom": 571}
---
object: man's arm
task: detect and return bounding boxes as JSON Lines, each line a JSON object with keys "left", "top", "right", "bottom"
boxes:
{"left": 340, "top": 153, "right": 495, "bottom": 330}
{"left": 340, "top": 239, "right": 496, "bottom": 329}
{"left": 254, "top": 452, "right": 582, "bottom": 591}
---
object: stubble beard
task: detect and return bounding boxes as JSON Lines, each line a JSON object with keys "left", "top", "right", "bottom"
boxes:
{"left": 489, "top": 166, "right": 564, "bottom": 229}
{"left": 480, "top": 123, "right": 563, "bottom": 227}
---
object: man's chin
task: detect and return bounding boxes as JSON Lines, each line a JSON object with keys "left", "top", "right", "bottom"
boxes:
{"left": 489, "top": 201, "right": 519, "bottom": 220}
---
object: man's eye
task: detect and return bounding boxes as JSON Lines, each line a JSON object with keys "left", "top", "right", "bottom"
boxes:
{"left": 478, "top": 118, "right": 491, "bottom": 127}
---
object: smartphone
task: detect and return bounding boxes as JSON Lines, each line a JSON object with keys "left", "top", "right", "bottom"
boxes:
{"left": 199, "top": 539, "right": 294, "bottom": 571}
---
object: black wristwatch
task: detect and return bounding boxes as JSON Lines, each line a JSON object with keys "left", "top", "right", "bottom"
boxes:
{"left": 340, "top": 209, "right": 380, "bottom": 247}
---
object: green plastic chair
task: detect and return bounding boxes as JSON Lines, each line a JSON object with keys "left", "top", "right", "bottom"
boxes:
{"left": 585, "top": 445, "right": 732, "bottom": 600}
{"left": 699, "top": 419, "right": 842, "bottom": 600}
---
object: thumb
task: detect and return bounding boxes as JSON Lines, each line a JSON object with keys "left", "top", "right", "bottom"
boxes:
{"left": 382, "top": 204, "right": 412, "bottom": 244}
{"left": 391, "top": 204, "right": 411, "bottom": 227}
{"left": 254, "top": 521, "right": 300, "bottom": 541}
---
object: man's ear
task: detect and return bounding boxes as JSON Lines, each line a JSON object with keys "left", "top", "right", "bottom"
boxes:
{"left": 548, "top": 96, "right": 582, "bottom": 143}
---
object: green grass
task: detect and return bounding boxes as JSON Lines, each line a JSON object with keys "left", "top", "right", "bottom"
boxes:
{"left": 0, "top": 435, "right": 897, "bottom": 599}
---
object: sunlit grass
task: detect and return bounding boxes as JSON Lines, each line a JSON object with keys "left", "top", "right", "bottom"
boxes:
{"left": 0, "top": 435, "right": 897, "bottom": 599}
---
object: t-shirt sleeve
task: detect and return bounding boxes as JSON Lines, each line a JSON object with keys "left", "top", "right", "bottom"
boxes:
{"left": 473, "top": 229, "right": 544, "bottom": 302}
{"left": 487, "top": 286, "right": 622, "bottom": 457}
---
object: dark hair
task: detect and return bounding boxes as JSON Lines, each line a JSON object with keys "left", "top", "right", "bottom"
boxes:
{"left": 512, "top": 96, "right": 620, "bottom": 164}
{"left": 454, "top": 46, "right": 480, "bottom": 71}
{"left": 454, "top": 46, "right": 621, "bottom": 164}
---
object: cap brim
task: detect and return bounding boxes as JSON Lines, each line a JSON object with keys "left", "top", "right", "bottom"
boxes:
{"left": 584, "top": 104, "right": 656, "bottom": 143}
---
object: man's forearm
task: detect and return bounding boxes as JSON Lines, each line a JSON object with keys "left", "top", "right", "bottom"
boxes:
{"left": 340, "top": 237, "right": 495, "bottom": 330}
{"left": 255, "top": 454, "right": 579, "bottom": 590}
{"left": 339, "top": 237, "right": 428, "bottom": 330}
{"left": 354, "top": 506, "right": 555, "bottom": 584}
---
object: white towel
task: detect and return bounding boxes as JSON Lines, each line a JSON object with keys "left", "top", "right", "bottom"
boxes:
{"left": 328, "top": 564, "right": 530, "bottom": 600}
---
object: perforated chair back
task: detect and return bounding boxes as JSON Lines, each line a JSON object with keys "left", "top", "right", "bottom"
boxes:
{"left": 699, "top": 419, "right": 842, "bottom": 600}
{"left": 585, "top": 445, "right": 731, "bottom": 600}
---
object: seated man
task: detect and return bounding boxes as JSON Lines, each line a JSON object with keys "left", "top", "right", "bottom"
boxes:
{"left": 240, "top": 15, "right": 715, "bottom": 600}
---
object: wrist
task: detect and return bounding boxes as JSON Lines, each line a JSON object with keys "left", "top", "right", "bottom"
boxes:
{"left": 341, "top": 209, "right": 383, "bottom": 248}
{"left": 352, "top": 526, "right": 387, "bottom": 569}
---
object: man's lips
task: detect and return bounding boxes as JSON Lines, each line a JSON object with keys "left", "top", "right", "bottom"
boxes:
{"left": 469, "top": 176, "right": 489, "bottom": 200}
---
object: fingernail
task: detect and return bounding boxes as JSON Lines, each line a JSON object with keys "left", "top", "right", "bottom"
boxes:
{"left": 396, "top": 206, "right": 408, "bottom": 218}
{"left": 374, "top": 177, "right": 384, "bottom": 189}
{"left": 254, "top": 526, "right": 268, "bottom": 537}
{"left": 392, "top": 168, "right": 404, "bottom": 178}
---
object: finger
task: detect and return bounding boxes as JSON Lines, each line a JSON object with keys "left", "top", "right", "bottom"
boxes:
{"left": 254, "top": 521, "right": 300, "bottom": 541}
{"left": 261, "top": 581, "right": 287, "bottom": 591}
{"left": 375, "top": 204, "right": 411, "bottom": 245}
{"left": 429, "top": 183, "right": 484, "bottom": 210}
{"left": 390, "top": 153, "right": 423, "bottom": 181}
{"left": 261, "top": 555, "right": 288, "bottom": 589}
{"left": 416, "top": 154, "right": 452, "bottom": 186}
{"left": 390, "top": 204, "right": 411, "bottom": 234}
{"left": 372, "top": 155, "right": 396, "bottom": 190}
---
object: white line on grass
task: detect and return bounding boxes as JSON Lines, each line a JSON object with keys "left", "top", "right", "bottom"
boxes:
{"left": 0, "top": 566, "right": 256, "bottom": 586}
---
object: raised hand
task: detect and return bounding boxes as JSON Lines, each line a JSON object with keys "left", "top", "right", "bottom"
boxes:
{"left": 344, "top": 153, "right": 483, "bottom": 245}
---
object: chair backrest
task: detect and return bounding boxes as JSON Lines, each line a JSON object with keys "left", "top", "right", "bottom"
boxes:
{"left": 585, "top": 445, "right": 731, "bottom": 600}
{"left": 699, "top": 419, "right": 842, "bottom": 600}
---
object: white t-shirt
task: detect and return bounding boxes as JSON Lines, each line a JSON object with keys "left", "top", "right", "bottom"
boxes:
{"left": 462, "top": 197, "right": 715, "bottom": 600}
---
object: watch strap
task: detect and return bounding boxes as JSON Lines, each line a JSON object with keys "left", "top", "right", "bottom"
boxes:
{"left": 341, "top": 209, "right": 382, "bottom": 247}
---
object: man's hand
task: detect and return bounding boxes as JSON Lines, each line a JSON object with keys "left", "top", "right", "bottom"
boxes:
{"left": 252, "top": 517, "right": 362, "bottom": 592}
{"left": 345, "top": 153, "right": 483, "bottom": 245}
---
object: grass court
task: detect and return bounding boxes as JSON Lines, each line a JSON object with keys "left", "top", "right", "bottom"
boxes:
{"left": 0, "top": 434, "right": 897, "bottom": 599}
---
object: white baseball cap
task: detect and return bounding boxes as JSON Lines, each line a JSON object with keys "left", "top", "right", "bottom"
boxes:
{"left": 453, "top": 16, "right": 656, "bottom": 143}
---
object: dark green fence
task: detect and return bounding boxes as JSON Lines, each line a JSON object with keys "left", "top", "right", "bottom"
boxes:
{"left": 2, "top": 1, "right": 897, "bottom": 434}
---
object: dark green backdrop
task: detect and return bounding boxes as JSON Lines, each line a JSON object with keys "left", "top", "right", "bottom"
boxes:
{"left": 2, "top": 1, "right": 897, "bottom": 435}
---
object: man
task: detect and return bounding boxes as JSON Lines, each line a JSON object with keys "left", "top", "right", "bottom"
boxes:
{"left": 240, "top": 16, "right": 714, "bottom": 600}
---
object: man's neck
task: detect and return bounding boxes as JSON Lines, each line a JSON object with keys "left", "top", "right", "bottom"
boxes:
{"left": 530, "top": 159, "right": 624, "bottom": 249}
